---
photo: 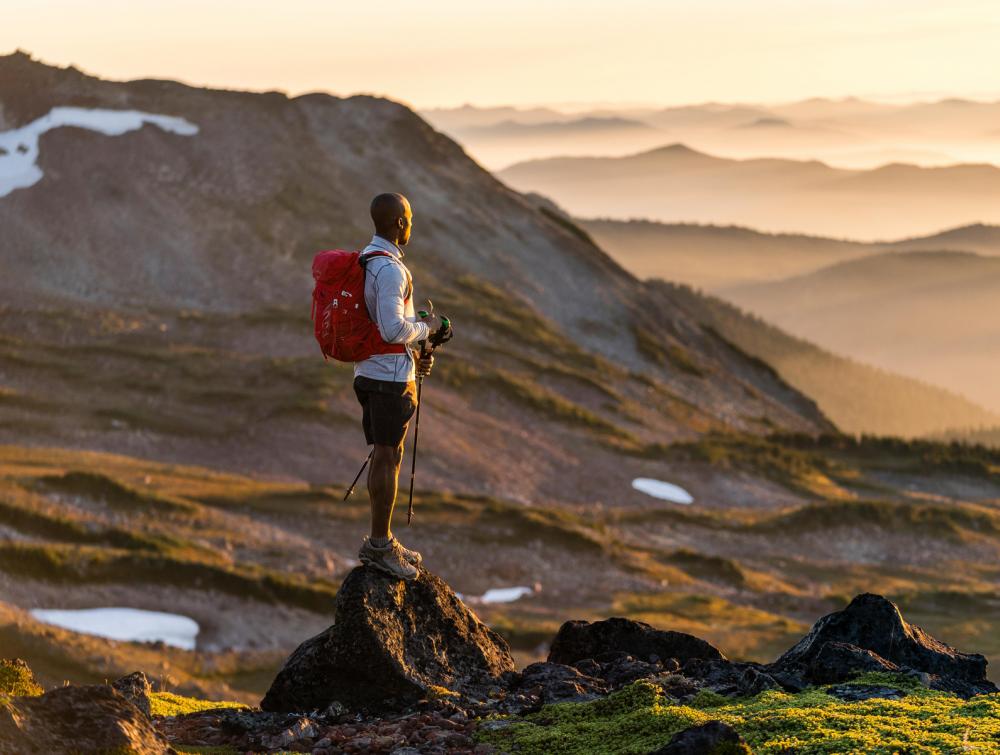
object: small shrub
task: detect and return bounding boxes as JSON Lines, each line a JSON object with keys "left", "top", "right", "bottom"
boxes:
{"left": 0, "top": 658, "right": 43, "bottom": 697}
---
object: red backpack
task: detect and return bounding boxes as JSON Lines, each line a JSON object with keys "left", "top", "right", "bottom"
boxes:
{"left": 310, "top": 250, "right": 407, "bottom": 361}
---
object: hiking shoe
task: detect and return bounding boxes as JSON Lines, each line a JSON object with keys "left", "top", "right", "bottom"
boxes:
{"left": 394, "top": 538, "right": 423, "bottom": 566}
{"left": 360, "top": 536, "right": 422, "bottom": 566}
{"left": 359, "top": 537, "right": 418, "bottom": 581}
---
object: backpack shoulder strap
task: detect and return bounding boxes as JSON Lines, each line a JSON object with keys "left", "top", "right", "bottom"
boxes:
{"left": 359, "top": 250, "right": 412, "bottom": 301}
{"left": 358, "top": 250, "right": 392, "bottom": 269}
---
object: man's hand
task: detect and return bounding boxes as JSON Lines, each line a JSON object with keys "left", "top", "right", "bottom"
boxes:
{"left": 419, "top": 313, "right": 442, "bottom": 335}
{"left": 415, "top": 353, "right": 434, "bottom": 379}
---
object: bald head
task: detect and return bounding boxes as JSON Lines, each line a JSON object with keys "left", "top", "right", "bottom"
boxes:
{"left": 370, "top": 193, "right": 412, "bottom": 246}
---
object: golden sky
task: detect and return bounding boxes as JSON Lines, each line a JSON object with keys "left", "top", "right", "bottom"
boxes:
{"left": 6, "top": 0, "right": 1000, "bottom": 109}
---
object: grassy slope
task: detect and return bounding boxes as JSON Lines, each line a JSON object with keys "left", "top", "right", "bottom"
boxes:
{"left": 3, "top": 435, "right": 1000, "bottom": 697}
{"left": 3, "top": 437, "right": 1000, "bottom": 752}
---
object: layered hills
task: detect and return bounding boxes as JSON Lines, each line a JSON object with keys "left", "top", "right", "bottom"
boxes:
{"left": 426, "top": 97, "right": 1000, "bottom": 172}
{"left": 580, "top": 216, "right": 1000, "bottom": 428}
{"left": 579, "top": 218, "right": 1000, "bottom": 290}
{"left": 499, "top": 144, "right": 1000, "bottom": 239}
{"left": 724, "top": 251, "right": 1000, "bottom": 414}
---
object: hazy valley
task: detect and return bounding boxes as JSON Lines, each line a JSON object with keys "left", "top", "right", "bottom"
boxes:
{"left": 578, "top": 216, "right": 1000, "bottom": 426}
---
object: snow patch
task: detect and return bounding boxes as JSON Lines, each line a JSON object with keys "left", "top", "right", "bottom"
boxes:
{"left": 632, "top": 478, "right": 694, "bottom": 504}
{"left": 457, "top": 585, "right": 537, "bottom": 605}
{"left": 480, "top": 586, "right": 535, "bottom": 604}
{"left": 0, "top": 107, "right": 198, "bottom": 198}
{"left": 30, "top": 607, "right": 200, "bottom": 650}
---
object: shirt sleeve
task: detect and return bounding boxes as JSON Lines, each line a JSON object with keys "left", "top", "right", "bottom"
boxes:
{"left": 370, "top": 262, "right": 430, "bottom": 345}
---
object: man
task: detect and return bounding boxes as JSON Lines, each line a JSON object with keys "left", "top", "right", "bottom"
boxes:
{"left": 354, "top": 192, "right": 440, "bottom": 580}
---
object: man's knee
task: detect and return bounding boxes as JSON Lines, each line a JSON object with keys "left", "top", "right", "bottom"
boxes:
{"left": 373, "top": 443, "right": 403, "bottom": 469}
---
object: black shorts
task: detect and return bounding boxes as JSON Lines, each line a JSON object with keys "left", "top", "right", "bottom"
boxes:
{"left": 353, "top": 376, "right": 418, "bottom": 447}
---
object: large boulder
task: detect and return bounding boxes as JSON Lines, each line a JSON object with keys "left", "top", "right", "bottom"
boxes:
{"left": 548, "top": 617, "right": 725, "bottom": 666}
{"left": 0, "top": 684, "right": 169, "bottom": 754}
{"left": 771, "top": 593, "right": 997, "bottom": 697}
{"left": 261, "top": 566, "right": 515, "bottom": 713}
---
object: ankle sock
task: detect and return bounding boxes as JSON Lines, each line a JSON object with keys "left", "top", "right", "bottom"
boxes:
{"left": 370, "top": 535, "right": 392, "bottom": 548}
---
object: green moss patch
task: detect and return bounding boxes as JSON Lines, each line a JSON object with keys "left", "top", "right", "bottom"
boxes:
{"left": 479, "top": 678, "right": 1000, "bottom": 754}
{"left": 149, "top": 691, "right": 248, "bottom": 717}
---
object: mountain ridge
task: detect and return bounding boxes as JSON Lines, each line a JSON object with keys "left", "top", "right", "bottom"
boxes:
{"left": 0, "top": 49, "right": 831, "bottom": 503}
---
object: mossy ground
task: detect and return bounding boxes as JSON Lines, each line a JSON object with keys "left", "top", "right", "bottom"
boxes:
{"left": 149, "top": 691, "right": 247, "bottom": 717}
{"left": 478, "top": 676, "right": 1000, "bottom": 754}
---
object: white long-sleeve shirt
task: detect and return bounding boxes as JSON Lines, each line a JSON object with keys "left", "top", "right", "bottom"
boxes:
{"left": 353, "top": 235, "right": 430, "bottom": 383}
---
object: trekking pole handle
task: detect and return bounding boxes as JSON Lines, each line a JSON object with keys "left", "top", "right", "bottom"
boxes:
{"left": 417, "top": 312, "right": 452, "bottom": 355}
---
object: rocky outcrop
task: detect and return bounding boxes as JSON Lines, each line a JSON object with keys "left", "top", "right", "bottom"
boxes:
{"left": 531, "top": 594, "right": 997, "bottom": 704}
{"left": 680, "top": 658, "right": 782, "bottom": 698}
{"left": 113, "top": 671, "right": 154, "bottom": 718}
{"left": 770, "top": 593, "right": 997, "bottom": 697}
{"left": 0, "top": 683, "right": 169, "bottom": 754}
{"left": 548, "top": 617, "right": 726, "bottom": 666}
{"left": 650, "top": 721, "right": 751, "bottom": 755}
{"left": 261, "top": 566, "right": 515, "bottom": 713}
{"left": 804, "top": 640, "right": 900, "bottom": 684}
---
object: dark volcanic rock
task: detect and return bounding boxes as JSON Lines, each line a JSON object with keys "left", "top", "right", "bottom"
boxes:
{"left": 0, "top": 684, "right": 169, "bottom": 754}
{"left": 113, "top": 670, "right": 154, "bottom": 718}
{"left": 681, "top": 658, "right": 782, "bottom": 698}
{"left": 770, "top": 593, "right": 997, "bottom": 697}
{"left": 548, "top": 617, "right": 725, "bottom": 667}
{"left": 513, "top": 662, "right": 607, "bottom": 704}
{"left": 806, "top": 641, "right": 899, "bottom": 684}
{"left": 261, "top": 566, "right": 515, "bottom": 713}
{"left": 597, "top": 653, "right": 666, "bottom": 689}
{"left": 649, "top": 720, "right": 751, "bottom": 754}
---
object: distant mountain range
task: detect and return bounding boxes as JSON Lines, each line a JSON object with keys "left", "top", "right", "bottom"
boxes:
{"left": 427, "top": 115, "right": 668, "bottom": 169}
{"left": 723, "top": 251, "right": 1000, "bottom": 413}
{"left": 423, "top": 98, "right": 1000, "bottom": 172}
{"left": 582, "top": 215, "right": 1000, "bottom": 416}
{"left": 500, "top": 144, "right": 1000, "bottom": 239}
{"left": 579, "top": 218, "right": 1000, "bottom": 289}
{"left": 456, "top": 116, "right": 654, "bottom": 138}
{"left": 660, "top": 279, "right": 998, "bottom": 437}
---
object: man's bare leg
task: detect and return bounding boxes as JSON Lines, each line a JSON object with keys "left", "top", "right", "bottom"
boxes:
{"left": 368, "top": 442, "right": 403, "bottom": 539}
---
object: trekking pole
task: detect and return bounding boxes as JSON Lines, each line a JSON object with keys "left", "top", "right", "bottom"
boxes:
{"left": 406, "top": 367, "right": 424, "bottom": 525}
{"left": 407, "top": 314, "right": 452, "bottom": 525}
{"left": 343, "top": 449, "right": 373, "bottom": 501}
